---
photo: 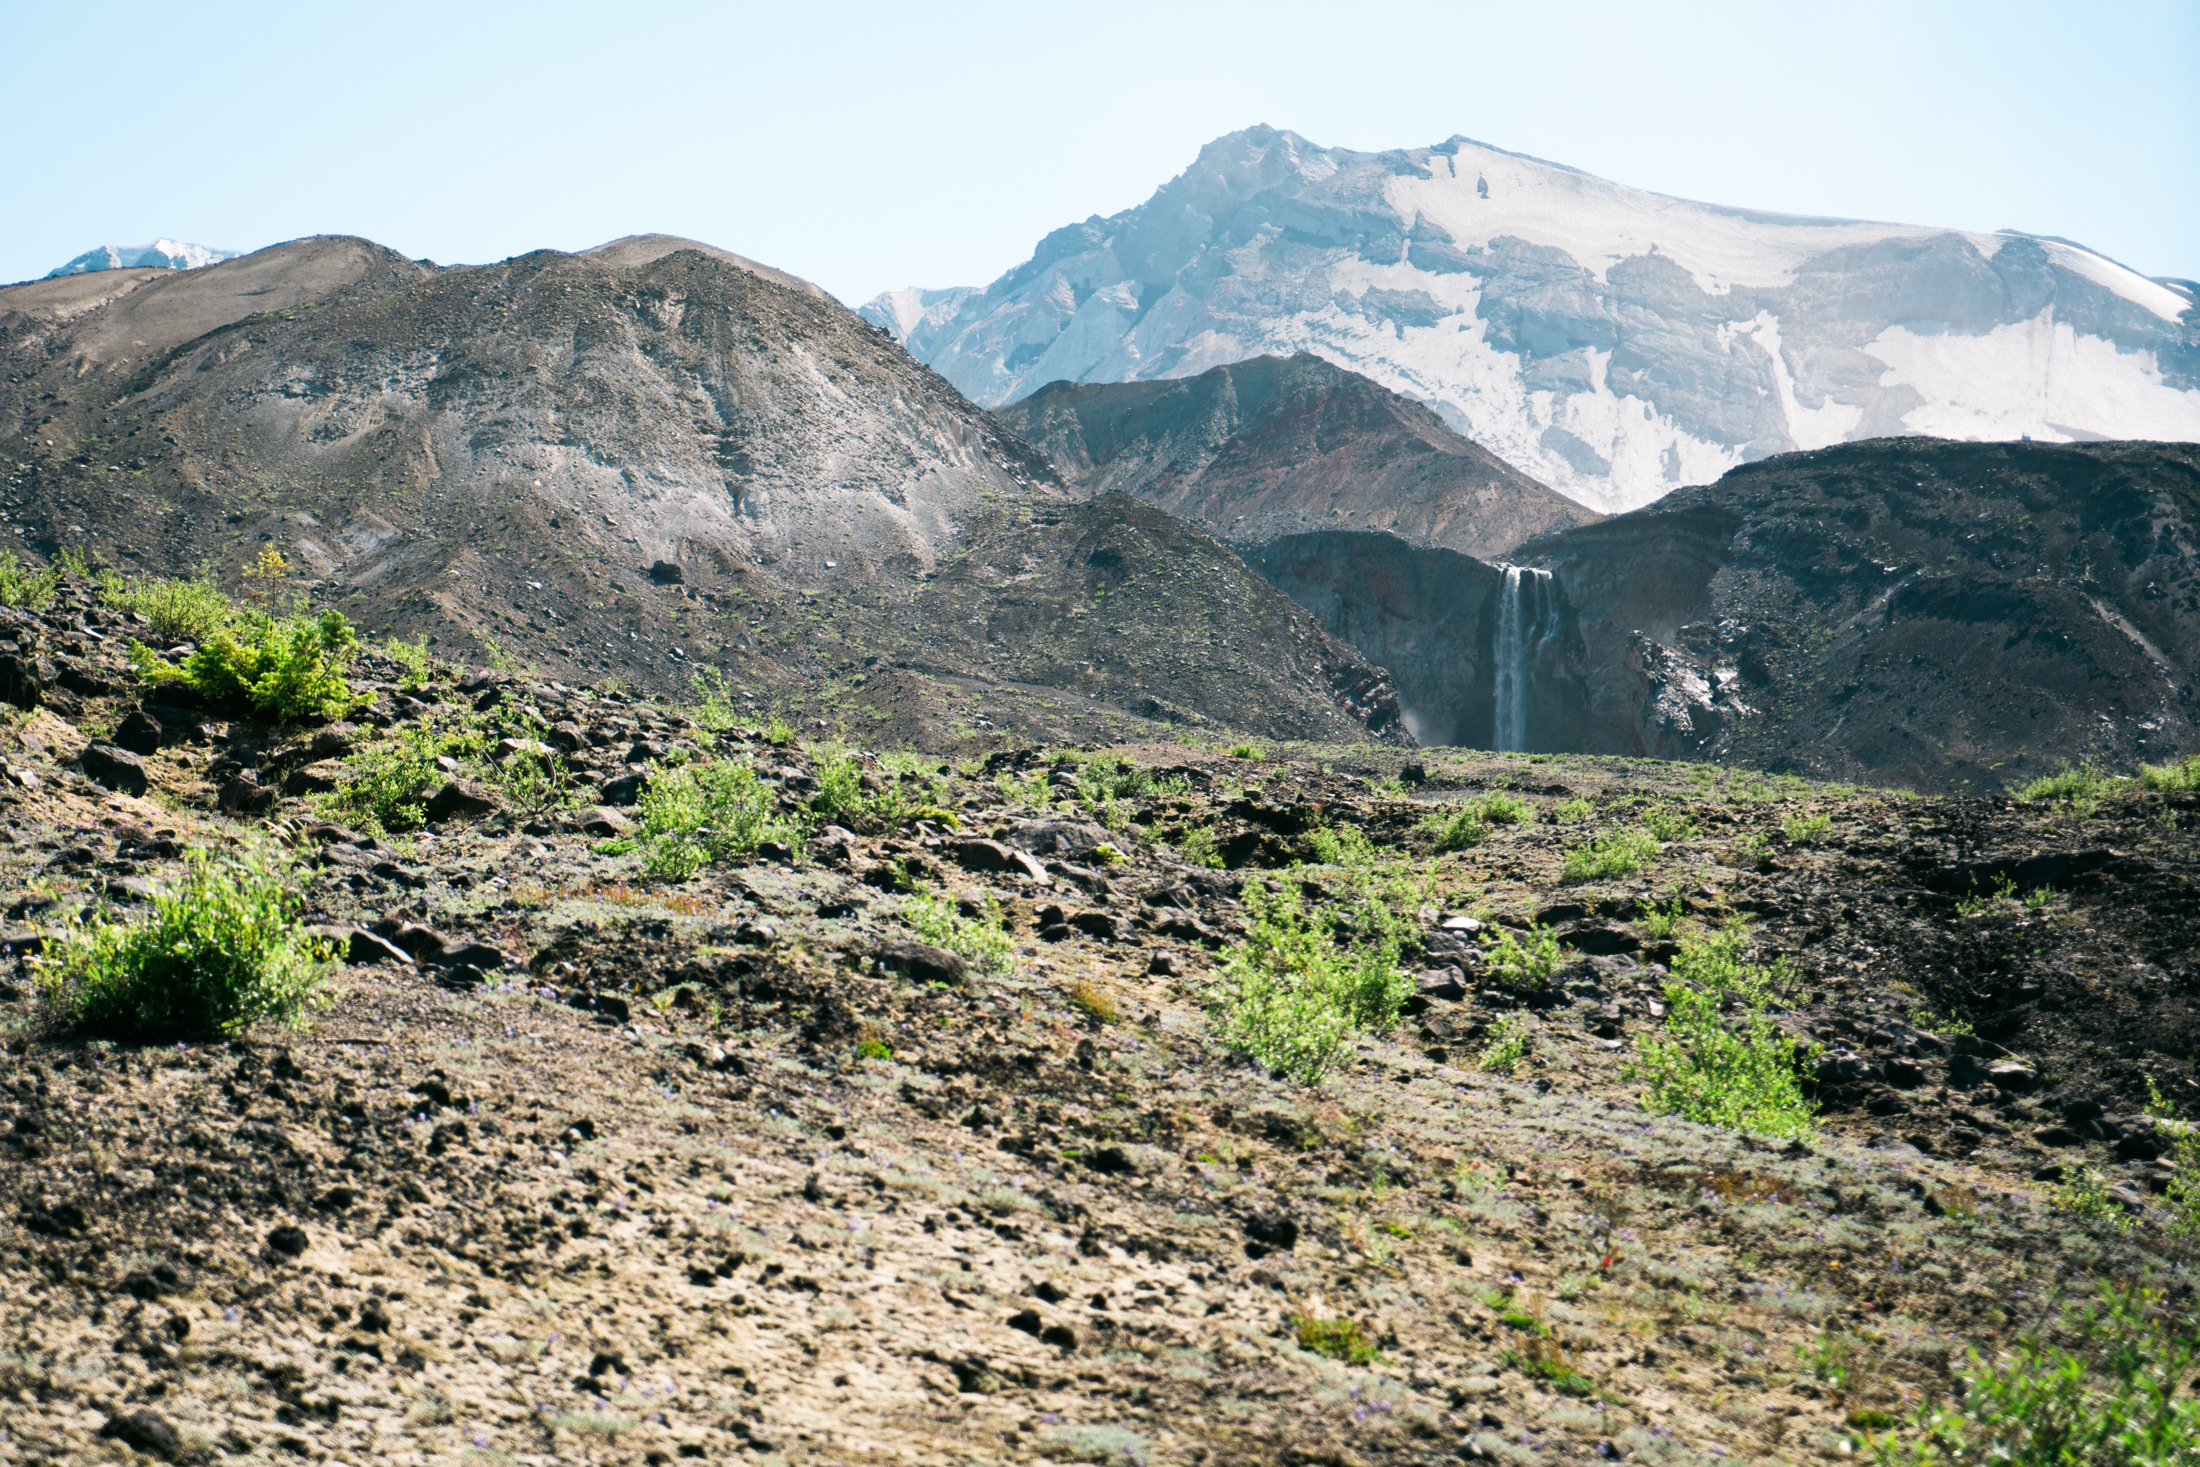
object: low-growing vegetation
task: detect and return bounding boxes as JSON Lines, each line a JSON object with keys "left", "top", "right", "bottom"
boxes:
{"left": 1627, "top": 922, "right": 1818, "bottom": 1137}
{"left": 1560, "top": 826, "right": 1660, "bottom": 884}
{"left": 32, "top": 846, "right": 333, "bottom": 1039}
{"left": 1206, "top": 872, "right": 1410, "bottom": 1083}
{"left": 638, "top": 759, "right": 803, "bottom": 878}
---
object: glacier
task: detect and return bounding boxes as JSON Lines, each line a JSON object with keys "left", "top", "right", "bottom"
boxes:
{"left": 863, "top": 127, "right": 2200, "bottom": 512}
{"left": 47, "top": 239, "right": 240, "bottom": 277}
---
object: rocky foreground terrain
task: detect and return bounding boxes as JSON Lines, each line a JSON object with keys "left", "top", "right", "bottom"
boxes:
{"left": 1, "top": 573, "right": 2197, "bottom": 1465}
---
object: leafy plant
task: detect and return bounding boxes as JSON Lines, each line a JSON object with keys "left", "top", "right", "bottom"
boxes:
{"left": 1626, "top": 923, "right": 1816, "bottom": 1137}
{"left": 2138, "top": 755, "right": 2200, "bottom": 793}
{"left": 1477, "top": 1012, "right": 1533, "bottom": 1073}
{"left": 0, "top": 552, "right": 60, "bottom": 610}
{"left": 638, "top": 759, "right": 803, "bottom": 878}
{"left": 1291, "top": 1315, "right": 1378, "bottom": 1364}
{"left": 1308, "top": 820, "right": 1381, "bottom": 866}
{"left": 903, "top": 887, "right": 1014, "bottom": 977}
{"left": 2016, "top": 761, "right": 2126, "bottom": 817}
{"left": 1067, "top": 978, "right": 1121, "bottom": 1024}
{"left": 321, "top": 712, "right": 489, "bottom": 834}
{"left": 97, "top": 567, "right": 236, "bottom": 643}
{"left": 1206, "top": 873, "right": 1409, "bottom": 1084}
{"left": 1640, "top": 891, "right": 1687, "bottom": 939}
{"left": 1423, "top": 805, "right": 1491, "bottom": 853}
{"left": 1480, "top": 917, "right": 1565, "bottom": 994}
{"left": 1225, "top": 742, "right": 1265, "bottom": 760}
{"left": 1782, "top": 811, "right": 1834, "bottom": 844}
{"left": 1552, "top": 796, "right": 1594, "bottom": 822}
{"left": 381, "top": 634, "right": 435, "bottom": 692}
{"left": 1640, "top": 803, "right": 1698, "bottom": 841}
{"left": 134, "top": 609, "right": 361, "bottom": 722}
{"left": 1560, "top": 827, "right": 1660, "bottom": 884}
{"left": 32, "top": 845, "right": 334, "bottom": 1039}
{"left": 1865, "top": 1285, "right": 2199, "bottom": 1465}
{"left": 1177, "top": 827, "right": 1224, "bottom": 869}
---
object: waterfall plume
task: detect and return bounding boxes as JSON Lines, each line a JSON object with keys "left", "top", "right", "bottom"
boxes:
{"left": 1493, "top": 565, "right": 1558, "bottom": 751}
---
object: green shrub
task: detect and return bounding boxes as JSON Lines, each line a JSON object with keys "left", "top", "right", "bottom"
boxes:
{"left": 1640, "top": 892, "right": 1686, "bottom": 939}
{"left": 1424, "top": 791, "right": 1532, "bottom": 854}
{"left": 381, "top": 634, "right": 435, "bottom": 692}
{"left": 1477, "top": 1012, "right": 1532, "bottom": 1073}
{"left": 2138, "top": 755, "right": 2200, "bottom": 793}
{"left": 638, "top": 759, "right": 802, "bottom": 878}
{"left": 322, "top": 713, "right": 489, "bottom": 834}
{"left": 1206, "top": 875, "right": 1410, "bottom": 1084}
{"left": 1177, "top": 827, "right": 1224, "bottom": 868}
{"left": 0, "top": 552, "right": 59, "bottom": 609}
{"left": 1626, "top": 924, "right": 1815, "bottom": 1137}
{"left": 1639, "top": 803, "right": 1698, "bottom": 841}
{"left": 1292, "top": 1316, "right": 1378, "bottom": 1364}
{"left": 1553, "top": 796, "right": 1594, "bottom": 822}
{"left": 1225, "top": 742, "right": 1264, "bottom": 760}
{"left": 33, "top": 846, "right": 334, "bottom": 1039}
{"left": 1481, "top": 918, "right": 1565, "bottom": 993}
{"left": 1424, "top": 805, "right": 1491, "bottom": 853}
{"left": 2016, "top": 761, "right": 2126, "bottom": 816}
{"left": 904, "top": 887, "right": 1014, "bottom": 977}
{"left": 1560, "top": 827, "right": 1660, "bottom": 884}
{"left": 1308, "top": 821, "right": 1381, "bottom": 866}
{"left": 1865, "top": 1285, "right": 2200, "bottom": 1465}
{"left": 134, "top": 609, "right": 361, "bottom": 722}
{"left": 1782, "top": 811, "right": 1834, "bottom": 844}
{"left": 98, "top": 568, "right": 237, "bottom": 643}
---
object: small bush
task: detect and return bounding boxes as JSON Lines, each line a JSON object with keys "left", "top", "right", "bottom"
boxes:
{"left": 1640, "top": 892, "right": 1686, "bottom": 939}
{"left": 1067, "top": 979, "right": 1121, "bottom": 1024}
{"left": 903, "top": 887, "right": 1014, "bottom": 976}
{"left": 1177, "top": 827, "right": 1224, "bottom": 868}
{"left": 135, "top": 609, "right": 360, "bottom": 722}
{"left": 1225, "top": 742, "right": 1264, "bottom": 760}
{"left": 1552, "top": 796, "right": 1593, "bottom": 822}
{"left": 1626, "top": 924, "right": 1815, "bottom": 1137}
{"left": 638, "top": 759, "right": 803, "bottom": 878}
{"left": 1481, "top": 918, "right": 1564, "bottom": 993}
{"left": 1560, "top": 827, "right": 1660, "bottom": 884}
{"left": 0, "top": 552, "right": 59, "bottom": 609}
{"left": 2016, "top": 761, "right": 2126, "bottom": 816}
{"left": 323, "top": 714, "right": 489, "bottom": 834}
{"left": 1782, "top": 811, "right": 1834, "bottom": 844}
{"left": 381, "top": 634, "right": 435, "bottom": 692}
{"left": 1308, "top": 821, "right": 1381, "bottom": 865}
{"left": 98, "top": 568, "right": 236, "bottom": 643}
{"left": 1206, "top": 875, "right": 1409, "bottom": 1084}
{"left": 1479, "top": 791, "right": 1531, "bottom": 826}
{"left": 1477, "top": 1012, "right": 1532, "bottom": 1073}
{"left": 1866, "top": 1284, "right": 2200, "bottom": 1465}
{"left": 1292, "top": 1315, "right": 1378, "bottom": 1364}
{"left": 33, "top": 846, "right": 334, "bottom": 1039}
{"left": 1639, "top": 803, "right": 1697, "bottom": 841}
{"left": 2138, "top": 755, "right": 2200, "bottom": 793}
{"left": 1424, "top": 805, "right": 1491, "bottom": 853}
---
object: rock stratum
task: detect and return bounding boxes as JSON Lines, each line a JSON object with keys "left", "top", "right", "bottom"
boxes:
{"left": 865, "top": 126, "right": 2200, "bottom": 512}
{"left": 0, "top": 234, "right": 1406, "bottom": 749}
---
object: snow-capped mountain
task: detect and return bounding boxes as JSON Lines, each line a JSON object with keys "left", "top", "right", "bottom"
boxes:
{"left": 864, "top": 127, "right": 2200, "bottom": 512}
{"left": 47, "top": 239, "right": 240, "bottom": 277}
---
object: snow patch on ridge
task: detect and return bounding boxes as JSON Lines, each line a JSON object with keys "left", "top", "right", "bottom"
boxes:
{"left": 1864, "top": 312, "right": 2200, "bottom": 442}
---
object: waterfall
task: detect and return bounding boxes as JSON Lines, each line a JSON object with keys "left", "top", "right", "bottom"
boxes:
{"left": 1493, "top": 565, "right": 1558, "bottom": 751}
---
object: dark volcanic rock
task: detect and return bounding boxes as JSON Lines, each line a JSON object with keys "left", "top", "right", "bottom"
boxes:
{"left": 997, "top": 353, "right": 1599, "bottom": 563}
{"left": 81, "top": 741, "right": 149, "bottom": 794}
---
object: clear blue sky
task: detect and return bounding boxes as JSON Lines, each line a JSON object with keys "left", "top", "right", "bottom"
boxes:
{"left": 7, "top": 0, "right": 2195, "bottom": 300}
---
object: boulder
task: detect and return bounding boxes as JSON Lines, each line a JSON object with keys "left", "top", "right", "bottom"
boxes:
{"left": 99, "top": 1411, "right": 180, "bottom": 1461}
{"left": 575, "top": 805, "right": 630, "bottom": 836}
{"left": 948, "top": 838, "right": 1049, "bottom": 882}
{"left": 424, "top": 779, "right": 499, "bottom": 822}
{"left": 600, "top": 771, "right": 649, "bottom": 806}
{"left": 113, "top": 708, "right": 164, "bottom": 755}
{"left": 648, "top": 560, "right": 685, "bottom": 585}
{"left": 0, "top": 654, "right": 44, "bottom": 711}
{"left": 80, "top": 742, "right": 149, "bottom": 796}
{"left": 873, "top": 937, "right": 968, "bottom": 987}
{"left": 282, "top": 761, "right": 346, "bottom": 796}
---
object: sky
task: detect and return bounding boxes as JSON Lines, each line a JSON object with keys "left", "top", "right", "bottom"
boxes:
{"left": 5, "top": 0, "right": 2195, "bottom": 302}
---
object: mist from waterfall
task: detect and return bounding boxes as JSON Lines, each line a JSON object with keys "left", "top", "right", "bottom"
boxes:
{"left": 1493, "top": 565, "right": 1559, "bottom": 752}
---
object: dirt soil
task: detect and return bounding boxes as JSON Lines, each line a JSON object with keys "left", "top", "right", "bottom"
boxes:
{"left": 1, "top": 587, "right": 2197, "bottom": 1466}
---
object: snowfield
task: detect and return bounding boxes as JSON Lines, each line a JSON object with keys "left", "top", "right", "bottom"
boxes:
{"left": 865, "top": 128, "right": 2200, "bottom": 511}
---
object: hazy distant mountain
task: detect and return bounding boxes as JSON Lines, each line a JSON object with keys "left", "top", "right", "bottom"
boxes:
{"left": 866, "top": 127, "right": 2200, "bottom": 512}
{"left": 46, "top": 239, "right": 240, "bottom": 277}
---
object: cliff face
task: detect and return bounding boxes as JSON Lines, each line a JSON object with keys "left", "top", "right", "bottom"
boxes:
{"left": 995, "top": 353, "right": 1599, "bottom": 563}
{"left": 1522, "top": 439, "right": 2200, "bottom": 790}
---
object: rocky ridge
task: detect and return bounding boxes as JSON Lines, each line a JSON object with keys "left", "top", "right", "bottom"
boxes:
{"left": 0, "top": 236, "right": 1403, "bottom": 751}
{"left": 994, "top": 354, "right": 1600, "bottom": 564}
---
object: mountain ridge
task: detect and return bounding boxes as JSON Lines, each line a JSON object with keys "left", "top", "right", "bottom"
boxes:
{"left": 865, "top": 125, "right": 2200, "bottom": 512}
